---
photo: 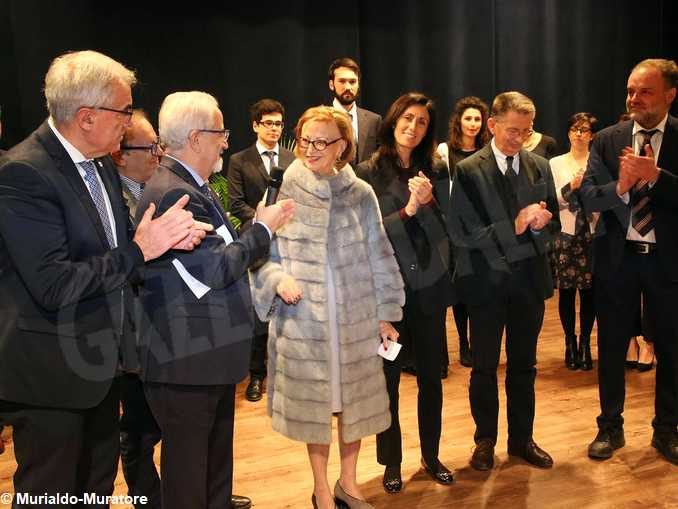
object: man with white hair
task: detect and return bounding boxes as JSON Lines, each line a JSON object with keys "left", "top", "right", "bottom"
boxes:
{"left": 137, "top": 91, "right": 294, "bottom": 509}
{"left": 0, "top": 51, "right": 205, "bottom": 503}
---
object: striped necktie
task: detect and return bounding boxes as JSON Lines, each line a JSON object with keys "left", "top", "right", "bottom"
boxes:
{"left": 81, "top": 160, "right": 115, "bottom": 248}
{"left": 630, "top": 129, "right": 658, "bottom": 236}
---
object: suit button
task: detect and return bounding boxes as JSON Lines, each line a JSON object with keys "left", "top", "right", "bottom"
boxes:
{"left": 410, "top": 264, "right": 417, "bottom": 271}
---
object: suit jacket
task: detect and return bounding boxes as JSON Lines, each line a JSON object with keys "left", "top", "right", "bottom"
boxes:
{"left": 356, "top": 157, "right": 454, "bottom": 310}
{"left": 448, "top": 144, "right": 560, "bottom": 306}
{"left": 356, "top": 107, "right": 382, "bottom": 164}
{"left": 227, "top": 144, "right": 294, "bottom": 230}
{"left": 0, "top": 121, "right": 144, "bottom": 408}
{"left": 120, "top": 181, "right": 140, "bottom": 221}
{"left": 136, "top": 155, "right": 271, "bottom": 386}
{"left": 579, "top": 115, "right": 678, "bottom": 281}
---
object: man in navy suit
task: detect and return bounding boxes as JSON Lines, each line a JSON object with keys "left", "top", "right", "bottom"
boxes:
{"left": 448, "top": 91, "right": 560, "bottom": 472}
{"left": 581, "top": 58, "right": 678, "bottom": 465}
{"left": 137, "top": 91, "right": 293, "bottom": 509}
{"left": 227, "top": 98, "right": 295, "bottom": 402}
{"left": 0, "top": 50, "right": 205, "bottom": 505}
{"left": 328, "top": 57, "right": 381, "bottom": 164}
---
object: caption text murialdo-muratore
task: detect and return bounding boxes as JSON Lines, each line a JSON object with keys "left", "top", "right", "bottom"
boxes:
{"left": 3, "top": 492, "right": 149, "bottom": 505}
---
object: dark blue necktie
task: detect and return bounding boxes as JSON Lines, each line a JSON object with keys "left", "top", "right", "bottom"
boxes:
{"left": 81, "top": 160, "right": 115, "bottom": 248}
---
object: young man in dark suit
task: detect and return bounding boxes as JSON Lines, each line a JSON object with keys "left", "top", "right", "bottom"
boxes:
{"left": 137, "top": 91, "right": 294, "bottom": 509}
{"left": 328, "top": 57, "right": 382, "bottom": 164}
{"left": 448, "top": 91, "right": 560, "bottom": 472}
{"left": 581, "top": 58, "right": 678, "bottom": 465}
{"left": 227, "top": 99, "right": 294, "bottom": 402}
{"left": 0, "top": 50, "right": 205, "bottom": 504}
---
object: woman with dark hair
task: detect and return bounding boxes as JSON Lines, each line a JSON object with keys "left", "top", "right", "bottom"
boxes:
{"left": 549, "top": 112, "right": 599, "bottom": 370}
{"left": 357, "top": 92, "right": 454, "bottom": 494}
{"left": 437, "top": 96, "right": 490, "bottom": 368}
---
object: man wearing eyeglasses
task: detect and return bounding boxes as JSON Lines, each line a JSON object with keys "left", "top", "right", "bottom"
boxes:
{"left": 227, "top": 98, "right": 294, "bottom": 403}
{"left": 447, "top": 91, "right": 560, "bottom": 472}
{"left": 137, "top": 91, "right": 294, "bottom": 509}
{"left": 0, "top": 50, "right": 208, "bottom": 505}
{"left": 328, "top": 57, "right": 381, "bottom": 164}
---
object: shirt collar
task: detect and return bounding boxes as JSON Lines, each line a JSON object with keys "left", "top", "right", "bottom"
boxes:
{"left": 165, "top": 154, "right": 206, "bottom": 187}
{"left": 490, "top": 138, "right": 520, "bottom": 174}
{"left": 632, "top": 113, "right": 668, "bottom": 135}
{"left": 332, "top": 98, "right": 356, "bottom": 115}
{"left": 256, "top": 140, "right": 279, "bottom": 155}
{"left": 47, "top": 117, "right": 88, "bottom": 164}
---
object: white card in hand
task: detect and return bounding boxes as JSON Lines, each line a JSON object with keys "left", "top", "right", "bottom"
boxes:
{"left": 377, "top": 340, "right": 402, "bottom": 361}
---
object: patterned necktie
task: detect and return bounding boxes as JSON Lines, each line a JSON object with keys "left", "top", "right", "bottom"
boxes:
{"left": 201, "top": 183, "right": 226, "bottom": 224}
{"left": 630, "top": 129, "right": 658, "bottom": 236}
{"left": 263, "top": 151, "right": 276, "bottom": 172}
{"left": 81, "top": 160, "right": 115, "bottom": 248}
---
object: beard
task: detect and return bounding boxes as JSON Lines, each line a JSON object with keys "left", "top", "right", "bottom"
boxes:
{"left": 212, "top": 155, "right": 223, "bottom": 174}
{"left": 334, "top": 88, "right": 358, "bottom": 106}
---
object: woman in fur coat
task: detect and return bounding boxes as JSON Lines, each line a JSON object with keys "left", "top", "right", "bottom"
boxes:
{"left": 356, "top": 92, "right": 456, "bottom": 494}
{"left": 251, "top": 106, "right": 405, "bottom": 509}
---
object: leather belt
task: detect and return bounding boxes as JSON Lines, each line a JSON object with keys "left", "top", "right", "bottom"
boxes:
{"left": 626, "top": 241, "right": 656, "bottom": 254}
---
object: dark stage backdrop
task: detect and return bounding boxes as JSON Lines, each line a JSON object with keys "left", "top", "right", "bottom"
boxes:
{"left": 1, "top": 0, "right": 676, "bottom": 160}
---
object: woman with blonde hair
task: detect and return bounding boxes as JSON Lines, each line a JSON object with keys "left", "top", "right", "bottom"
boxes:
{"left": 252, "top": 105, "right": 405, "bottom": 509}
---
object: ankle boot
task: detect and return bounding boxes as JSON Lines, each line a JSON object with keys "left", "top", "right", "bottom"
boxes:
{"left": 578, "top": 336, "right": 593, "bottom": 370}
{"left": 565, "top": 335, "right": 578, "bottom": 370}
{"left": 459, "top": 338, "right": 472, "bottom": 367}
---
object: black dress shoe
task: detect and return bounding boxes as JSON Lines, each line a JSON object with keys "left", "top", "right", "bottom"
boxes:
{"left": 231, "top": 494, "right": 252, "bottom": 509}
{"left": 507, "top": 440, "right": 554, "bottom": 468}
{"left": 470, "top": 439, "right": 495, "bottom": 471}
{"left": 651, "top": 431, "right": 678, "bottom": 465}
{"left": 401, "top": 365, "right": 417, "bottom": 375}
{"left": 421, "top": 457, "right": 454, "bottom": 484}
{"left": 588, "top": 429, "right": 625, "bottom": 459}
{"left": 382, "top": 464, "right": 402, "bottom": 494}
{"left": 245, "top": 377, "right": 263, "bottom": 402}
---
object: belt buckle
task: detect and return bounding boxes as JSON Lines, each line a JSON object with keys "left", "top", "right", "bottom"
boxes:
{"left": 638, "top": 242, "right": 650, "bottom": 254}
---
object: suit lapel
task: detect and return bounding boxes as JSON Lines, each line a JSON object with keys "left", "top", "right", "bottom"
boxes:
{"left": 357, "top": 108, "right": 368, "bottom": 162}
{"left": 247, "top": 145, "right": 269, "bottom": 182}
{"left": 657, "top": 115, "right": 678, "bottom": 172}
{"left": 98, "top": 156, "right": 130, "bottom": 244}
{"left": 36, "top": 122, "right": 112, "bottom": 250}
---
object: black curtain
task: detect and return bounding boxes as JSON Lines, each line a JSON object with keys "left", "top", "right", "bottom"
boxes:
{"left": 1, "top": 0, "right": 676, "bottom": 159}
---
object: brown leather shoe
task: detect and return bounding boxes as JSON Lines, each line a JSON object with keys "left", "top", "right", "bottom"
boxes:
{"left": 507, "top": 439, "right": 554, "bottom": 468}
{"left": 470, "top": 439, "right": 495, "bottom": 471}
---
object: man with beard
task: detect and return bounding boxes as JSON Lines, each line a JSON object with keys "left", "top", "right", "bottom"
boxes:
{"left": 581, "top": 58, "right": 678, "bottom": 465}
{"left": 328, "top": 57, "right": 381, "bottom": 164}
{"left": 227, "top": 98, "right": 294, "bottom": 402}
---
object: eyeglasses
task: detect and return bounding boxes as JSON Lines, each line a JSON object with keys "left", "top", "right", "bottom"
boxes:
{"left": 92, "top": 105, "right": 134, "bottom": 117}
{"left": 503, "top": 127, "right": 534, "bottom": 139}
{"left": 196, "top": 128, "right": 230, "bottom": 142}
{"left": 257, "top": 120, "right": 284, "bottom": 129}
{"left": 569, "top": 127, "right": 591, "bottom": 134}
{"left": 121, "top": 141, "right": 163, "bottom": 156}
{"left": 297, "top": 137, "right": 342, "bottom": 151}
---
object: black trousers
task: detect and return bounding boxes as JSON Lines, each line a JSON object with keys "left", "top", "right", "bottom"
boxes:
{"left": 595, "top": 248, "right": 678, "bottom": 433}
{"left": 467, "top": 265, "right": 545, "bottom": 445}
{"left": 119, "top": 374, "right": 161, "bottom": 509}
{"left": 0, "top": 382, "right": 120, "bottom": 509}
{"left": 144, "top": 382, "right": 236, "bottom": 509}
{"left": 377, "top": 302, "right": 446, "bottom": 466}
{"left": 249, "top": 316, "right": 268, "bottom": 379}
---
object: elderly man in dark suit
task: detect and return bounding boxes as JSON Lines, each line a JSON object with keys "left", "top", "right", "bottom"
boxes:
{"left": 448, "top": 91, "right": 560, "bottom": 472}
{"left": 137, "top": 91, "right": 293, "bottom": 509}
{"left": 0, "top": 50, "right": 205, "bottom": 505}
{"left": 581, "top": 58, "right": 678, "bottom": 465}
{"left": 328, "top": 57, "right": 381, "bottom": 164}
{"left": 227, "top": 98, "right": 294, "bottom": 402}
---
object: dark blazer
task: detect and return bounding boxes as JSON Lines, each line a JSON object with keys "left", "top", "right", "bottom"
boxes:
{"left": 580, "top": 115, "right": 678, "bottom": 281}
{"left": 356, "top": 156, "right": 454, "bottom": 310}
{"left": 227, "top": 144, "right": 294, "bottom": 229}
{"left": 448, "top": 144, "right": 560, "bottom": 306}
{"left": 356, "top": 107, "right": 382, "bottom": 163}
{"left": 136, "top": 155, "right": 271, "bottom": 386}
{"left": 0, "top": 121, "right": 144, "bottom": 408}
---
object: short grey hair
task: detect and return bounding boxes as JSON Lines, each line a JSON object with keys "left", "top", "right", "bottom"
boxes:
{"left": 44, "top": 50, "right": 136, "bottom": 124}
{"left": 632, "top": 58, "right": 678, "bottom": 90}
{"left": 159, "top": 91, "right": 221, "bottom": 150}
{"left": 491, "top": 91, "right": 536, "bottom": 118}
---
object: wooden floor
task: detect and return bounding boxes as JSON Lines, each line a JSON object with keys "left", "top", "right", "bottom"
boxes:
{"left": 1, "top": 296, "right": 676, "bottom": 508}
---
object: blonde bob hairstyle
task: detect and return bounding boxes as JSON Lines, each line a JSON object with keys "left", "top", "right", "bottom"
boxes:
{"left": 294, "top": 105, "right": 356, "bottom": 168}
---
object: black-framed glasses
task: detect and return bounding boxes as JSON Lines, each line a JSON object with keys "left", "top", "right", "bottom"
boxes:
{"left": 93, "top": 105, "right": 134, "bottom": 117}
{"left": 196, "top": 128, "right": 230, "bottom": 142}
{"left": 297, "top": 137, "right": 342, "bottom": 151}
{"left": 121, "top": 141, "right": 163, "bottom": 156}
{"left": 257, "top": 120, "right": 284, "bottom": 129}
{"left": 569, "top": 126, "right": 591, "bottom": 134}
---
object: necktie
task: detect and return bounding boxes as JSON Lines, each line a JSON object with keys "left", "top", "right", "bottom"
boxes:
{"left": 630, "top": 129, "right": 658, "bottom": 236}
{"left": 263, "top": 151, "right": 276, "bottom": 172}
{"left": 81, "top": 160, "right": 115, "bottom": 248}
{"left": 502, "top": 155, "right": 520, "bottom": 218}
{"left": 201, "top": 183, "right": 226, "bottom": 224}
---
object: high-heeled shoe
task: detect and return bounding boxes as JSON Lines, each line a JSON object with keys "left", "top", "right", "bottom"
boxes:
{"left": 625, "top": 336, "right": 639, "bottom": 369}
{"left": 333, "top": 481, "right": 374, "bottom": 508}
{"left": 382, "top": 464, "right": 402, "bottom": 494}
{"left": 421, "top": 457, "right": 454, "bottom": 484}
{"left": 637, "top": 340, "right": 655, "bottom": 371}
